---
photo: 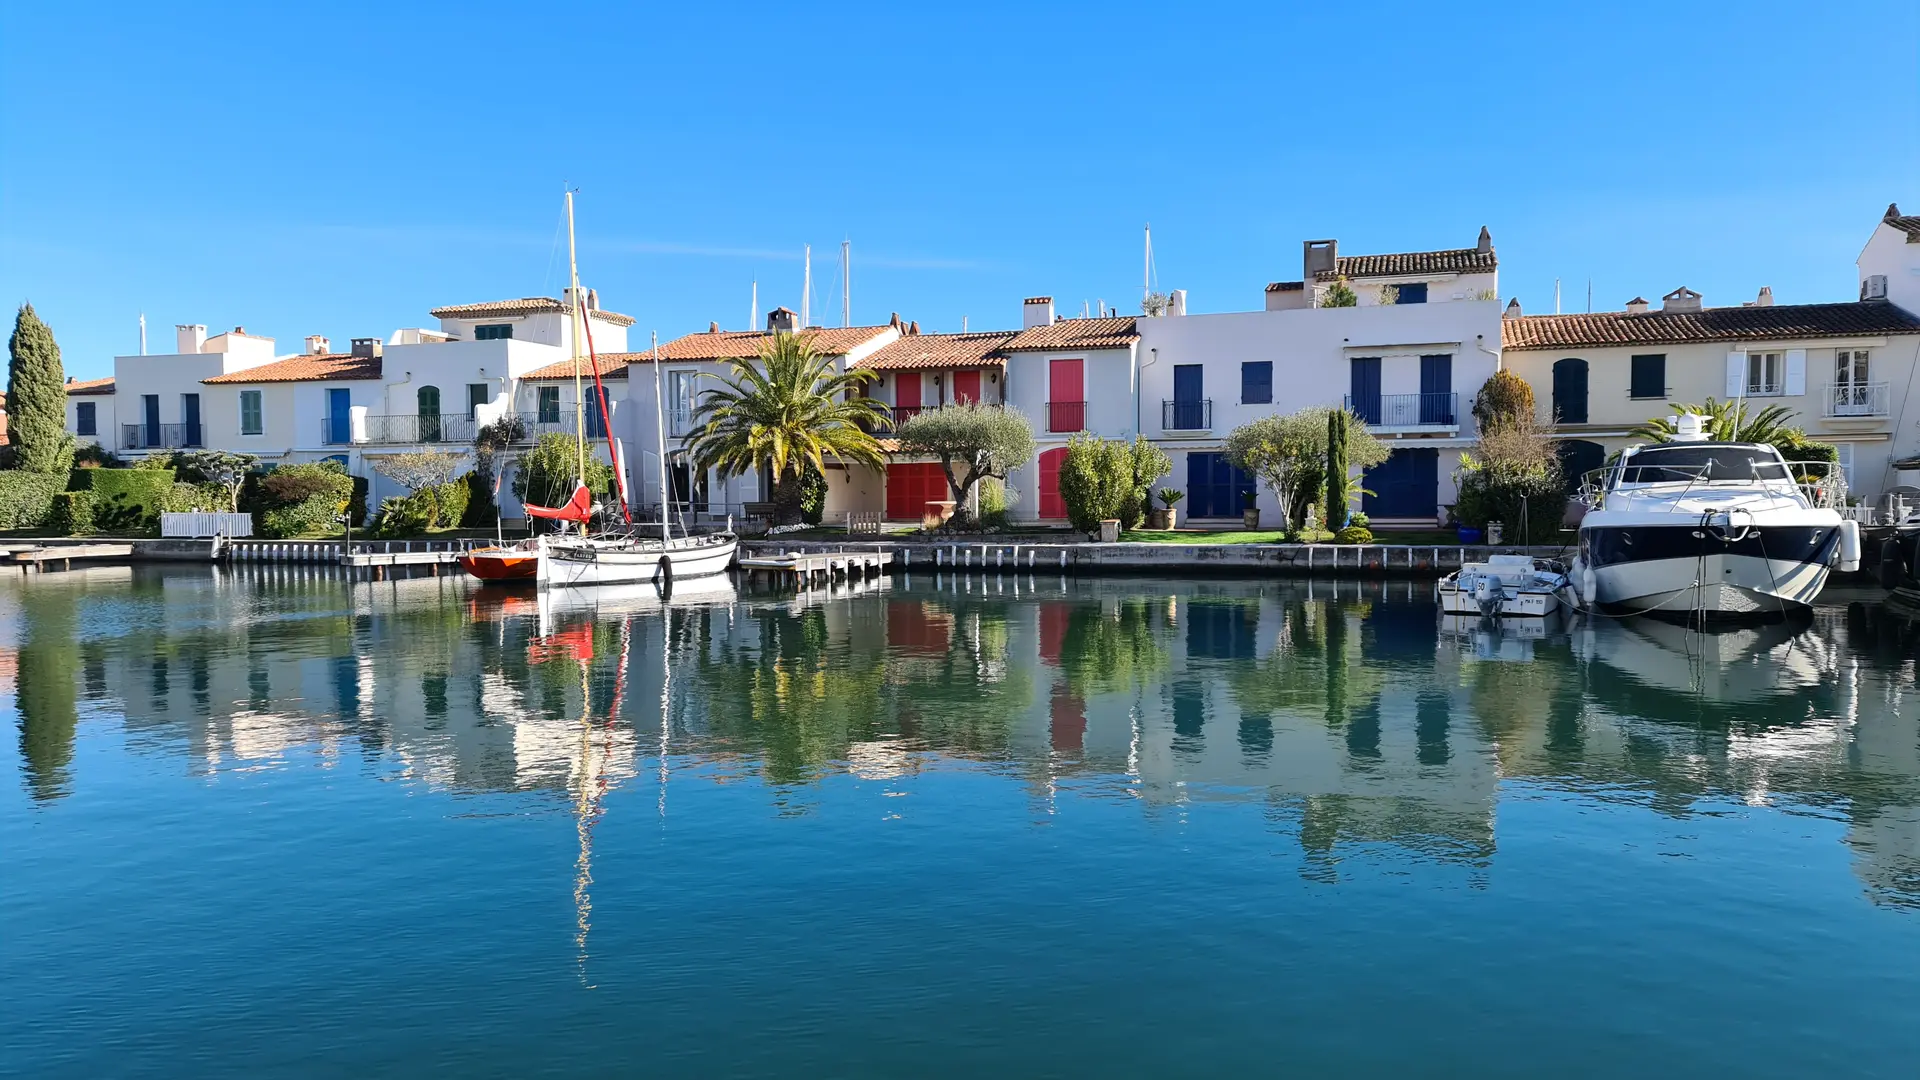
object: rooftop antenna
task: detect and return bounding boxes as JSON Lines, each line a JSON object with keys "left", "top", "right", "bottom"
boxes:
{"left": 138, "top": 312, "right": 146, "bottom": 356}
{"left": 1586, "top": 278, "right": 1592, "bottom": 314}
{"left": 749, "top": 278, "right": 757, "bottom": 331}
{"left": 1554, "top": 278, "right": 1562, "bottom": 315}
{"left": 1143, "top": 223, "right": 1154, "bottom": 305}
{"left": 962, "top": 315, "right": 968, "bottom": 333}
{"left": 841, "top": 239, "right": 851, "bottom": 328}
{"left": 801, "top": 245, "right": 812, "bottom": 328}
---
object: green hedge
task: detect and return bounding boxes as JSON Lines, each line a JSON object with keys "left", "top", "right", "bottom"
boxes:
{"left": 68, "top": 468, "right": 178, "bottom": 531}
{"left": 50, "top": 491, "right": 95, "bottom": 536}
{"left": 0, "top": 472, "right": 66, "bottom": 530}
{"left": 251, "top": 462, "right": 355, "bottom": 539}
{"left": 160, "top": 482, "right": 229, "bottom": 514}
{"left": 370, "top": 481, "right": 469, "bottom": 538}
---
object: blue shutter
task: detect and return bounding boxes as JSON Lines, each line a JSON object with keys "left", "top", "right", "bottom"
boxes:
{"left": 1419, "top": 354, "right": 1452, "bottom": 424}
{"left": 1241, "top": 361, "right": 1272, "bottom": 405}
{"left": 1552, "top": 358, "right": 1589, "bottom": 424}
{"left": 1349, "top": 358, "right": 1381, "bottom": 424}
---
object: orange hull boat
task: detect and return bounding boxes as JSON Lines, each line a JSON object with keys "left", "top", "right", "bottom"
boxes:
{"left": 458, "top": 546, "right": 539, "bottom": 581}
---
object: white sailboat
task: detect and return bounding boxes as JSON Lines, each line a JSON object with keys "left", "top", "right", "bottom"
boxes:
{"left": 535, "top": 192, "right": 738, "bottom": 589}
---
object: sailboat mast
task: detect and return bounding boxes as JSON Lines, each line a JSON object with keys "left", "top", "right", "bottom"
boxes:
{"left": 650, "top": 331, "right": 672, "bottom": 545}
{"left": 566, "top": 191, "right": 587, "bottom": 535}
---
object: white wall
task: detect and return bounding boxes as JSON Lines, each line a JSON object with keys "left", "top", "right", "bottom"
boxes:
{"left": 65, "top": 395, "right": 116, "bottom": 448}
{"left": 434, "top": 310, "right": 631, "bottom": 355}
{"left": 1859, "top": 222, "right": 1920, "bottom": 313}
{"left": 1002, "top": 344, "right": 1138, "bottom": 521}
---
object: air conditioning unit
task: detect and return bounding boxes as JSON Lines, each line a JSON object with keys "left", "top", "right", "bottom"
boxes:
{"left": 1862, "top": 274, "right": 1889, "bottom": 300}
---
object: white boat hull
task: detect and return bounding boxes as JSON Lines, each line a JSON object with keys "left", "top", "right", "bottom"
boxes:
{"left": 537, "top": 534, "right": 738, "bottom": 588}
{"left": 1576, "top": 550, "right": 1829, "bottom": 618}
{"left": 1438, "top": 587, "right": 1561, "bottom": 618}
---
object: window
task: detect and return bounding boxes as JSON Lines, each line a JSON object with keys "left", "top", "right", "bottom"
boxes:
{"left": 1837, "top": 349, "right": 1871, "bottom": 386}
{"left": 1748, "top": 351, "right": 1785, "bottom": 395}
{"left": 537, "top": 386, "right": 561, "bottom": 424}
{"left": 1394, "top": 282, "right": 1428, "bottom": 304}
{"left": 76, "top": 401, "right": 96, "bottom": 436}
{"left": 1629, "top": 354, "right": 1666, "bottom": 399}
{"left": 1241, "top": 361, "right": 1272, "bottom": 405}
{"left": 239, "top": 390, "right": 263, "bottom": 435}
{"left": 474, "top": 324, "right": 514, "bottom": 340}
{"left": 467, "top": 383, "right": 490, "bottom": 419}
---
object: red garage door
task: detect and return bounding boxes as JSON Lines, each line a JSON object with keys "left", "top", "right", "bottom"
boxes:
{"left": 886, "top": 463, "right": 947, "bottom": 520}
{"left": 1038, "top": 447, "right": 1068, "bottom": 519}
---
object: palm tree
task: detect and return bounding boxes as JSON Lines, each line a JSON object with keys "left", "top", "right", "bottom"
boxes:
{"left": 1630, "top": 397, "right": 1801, "bottom": 445}
{"left": 684, "top": 331, "right": 890, "bottom": 524}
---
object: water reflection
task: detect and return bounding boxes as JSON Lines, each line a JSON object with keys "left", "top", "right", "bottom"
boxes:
{"left": 4, "top": 567, "right": 1920, "bottom": 910}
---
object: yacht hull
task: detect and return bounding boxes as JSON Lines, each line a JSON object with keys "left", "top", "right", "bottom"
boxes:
{"left": 1576, "top": 524, "right": 1839, "bottom": 619}
{"left": 537, "top": 534, "right": 737, "bottom": 588}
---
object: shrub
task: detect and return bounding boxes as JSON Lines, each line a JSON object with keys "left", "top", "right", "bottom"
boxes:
{"left": 431, "top": 480, "right": 470, "bottom": 529}
{"left": 1453, "top": 412, "right": 1564, "bottom": 543}
{"left": 1057, "top": 435, "right": 1133, "bottom": 534}
{"left": 1334, "top": 525, "right": 1374, "bottom": 544}
{"left": 249, "top": 462, "right": 353, "bottom": 539}
{"left": 261, "top": 499, "right": 344, "bottom": 539}
{"left": 978, "top": 478, "right": 1014, "bottom": 530}
{"left": 512, "top": 432, "right": 614, "bottom": 509}
{"left": 160, "top": 482, "right": 229, "bottom": 514}
{"left": 0, "top": 472, "right": 64, "bottom": 530}
{"left": 72, "top": 445, "right": 122, "bottom": 469}
{"left": 1473, "top": 369, "right": 1536, "bottom": 432}
{"left": 50, "top": 491, "right": 95, "bottom": 536}
{"left": 799, "top": 462, "right": 827, "bottom": 526}
{"left": 370, "top": 494, "right": 431, "bottom": 538}
{"left": 131, "top": 452, "right": 179, "bottom": 471}
{"left": 67, "top": 468, "right": 177, "bottom": 531}
{"left": 260, "top": 468, "right": 340, "bottom": 507}
{"left": 1348, "top": 511, "right": 1370, "bottom": 528}
{"left": 459, "top": 470, "right": 495, "bottom": 528}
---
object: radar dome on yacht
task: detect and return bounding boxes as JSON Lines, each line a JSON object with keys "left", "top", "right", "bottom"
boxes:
{"left": 1671, "top": 413, "right": 1709, "bottom": 442}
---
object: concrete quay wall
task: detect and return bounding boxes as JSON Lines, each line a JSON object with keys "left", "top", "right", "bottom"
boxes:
{"left": 742, "top": 539, "right": 1570, "bottom": 578}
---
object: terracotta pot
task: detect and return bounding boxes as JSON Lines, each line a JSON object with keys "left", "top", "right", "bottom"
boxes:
{"left": 1243, "top": 509, "right": 1261, "bottom": 530}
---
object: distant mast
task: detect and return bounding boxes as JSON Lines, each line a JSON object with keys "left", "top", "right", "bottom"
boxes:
{"left": 564, "top": 190, "right": 588, "bottom": 536}
{"left": 801, "top": 245, "right": 812, "bottom": 328}
{"left": 841, "top": 239, "right": 851, "bottom": 328}
{"left": 749, "top": 278, "right": 757, "bottom": 331}
{"left": 1143, "top": 223, "right": 1153, "bottom": 307}
{"left": 138, "top": 312, "right": 146, "bottom": 356}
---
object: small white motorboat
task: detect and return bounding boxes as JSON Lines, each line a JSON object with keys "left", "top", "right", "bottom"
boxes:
{"left": 1438, "top": 554, "right": 1570, "bottom": 618}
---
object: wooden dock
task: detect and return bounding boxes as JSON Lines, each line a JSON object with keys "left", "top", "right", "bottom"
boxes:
{"left": 737, "top": 549, "right": 891, "bottom": 589}
{"left": 6, "top": 543, "right": 136, "bottom": 572}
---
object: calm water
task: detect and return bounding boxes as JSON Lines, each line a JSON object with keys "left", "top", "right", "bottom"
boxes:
{"left": 4, "top": 567, "right": 1920, "bottom": 1078}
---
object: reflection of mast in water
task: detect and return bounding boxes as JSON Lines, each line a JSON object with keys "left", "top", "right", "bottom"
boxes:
{"left": 566, "top": 615, "right": 631, "bottom": 988}
{"left": 658, "top": 607, "right": 673, "bottom": 822}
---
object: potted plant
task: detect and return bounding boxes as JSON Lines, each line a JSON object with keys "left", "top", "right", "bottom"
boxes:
{"left": 1150, "top": 487, "right": 1184, "bottom": 530}
{"left": 1241, "top": 489, "right": 1260, "bottom": 530}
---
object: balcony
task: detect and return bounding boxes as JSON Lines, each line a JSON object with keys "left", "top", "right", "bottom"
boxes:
{"left": 122, "top": 423, "right": 203, "bottom": 451}
{"left": 1047, "top": 400, "right": 1087, "bottom": 433}
{"left": 1345, "top": 392, "right": 1457, "bottom": 430}
{"left": 364, "top": 414, "right": 477, "bottom": 445}
{"left": 1161, "top": 398, "right": 1212, "bottom": 432}
{"left": 321, "top": 416, "right": 355, "bottom": 445}
{"left": 508, "top": 411, "right": 582, "bottom": 441}
{"left": 1822, "top": 382, "right": 1890, "bottom": 418}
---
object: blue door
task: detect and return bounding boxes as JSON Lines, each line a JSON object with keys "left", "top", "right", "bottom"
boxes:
{"left": 1349, "top": 357, "right": 1381, "bottom": 424}
{"left": 1362, "top": 448, "right": 1438, "bottom": 520}
{"left": 182, "top": 393, "right": 202, "bottom": 447}
{"left": 1187, "top": 452, "right": 1257, "bottom": 518}
{"left": 1171, "top": 364, "right": 1205, "bottom": 429}
{"left": 1552, "top": 358, "right": 1588, "bottom": 424}
{"left": 327, "top": 389, "right": 352, "bottom": 444}
{"left": 1419, "top": 355, "right": 1452, "bottom": 424}
{"left": 142, "top": 395, "right": 160, "bottom": 447}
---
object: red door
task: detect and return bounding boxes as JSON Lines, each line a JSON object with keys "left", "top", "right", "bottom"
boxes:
{"left": 894, "top": 371, "right": 921, "bottom": 418}
{"left": 1038, "top": 447, "right": 1068, "bottom": 519}
{"left": 886, "top": 463, "right": 945, "bottom": 519}
{"left": 951, "top": 369, "right": 981, "bottom": 405}
{"left": 1048, "top": 358, "right": 1084, "bottom": 432}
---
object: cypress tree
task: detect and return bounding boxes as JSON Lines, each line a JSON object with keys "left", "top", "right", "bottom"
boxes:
{"left": 1323, "top": 408, "right": 1349, "bottom": 531}
{"left": 7, "top": 304, "right": 76, "bottom": 473}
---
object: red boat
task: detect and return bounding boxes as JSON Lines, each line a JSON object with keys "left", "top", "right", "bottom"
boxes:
{"left": 458, "top": 540, "right": 540, "bottom": 581}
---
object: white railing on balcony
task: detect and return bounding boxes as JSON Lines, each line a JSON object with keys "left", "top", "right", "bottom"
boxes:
{"left": 1822, "top": 381, "right": 1890, "bottom": 418}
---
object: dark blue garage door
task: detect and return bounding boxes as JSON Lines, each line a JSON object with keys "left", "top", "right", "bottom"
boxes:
{"left": 1363, "top": 448, "right": 1438, "bottom": 520}
{"left": 1187, "top": 452, "right": 1257, "bottom": 518}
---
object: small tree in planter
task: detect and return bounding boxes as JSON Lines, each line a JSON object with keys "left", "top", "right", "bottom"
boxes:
{"left": 1150, "top": 488, "right": 1183, "bottom": 530}
{"left": 1241, "top": 488, "right": 1260, "bottom": 529}
{"left": 1323, "top": 409, "right": 1350, "bottom": 532}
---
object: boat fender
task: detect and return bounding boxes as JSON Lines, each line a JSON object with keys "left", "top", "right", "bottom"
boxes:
{"left": 1878, "top": 537, "right": 1906, "bottom": 591}
{"left": 1838, "top": 520, "right": 1861, "bottom": 573}
{"left": 1579, "top": 566, "right": 1596, "bottom": 606}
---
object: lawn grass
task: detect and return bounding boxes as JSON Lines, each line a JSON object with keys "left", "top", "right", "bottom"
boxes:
{"left": 1120, "top": 529, "right": 1292, "bottom": 544}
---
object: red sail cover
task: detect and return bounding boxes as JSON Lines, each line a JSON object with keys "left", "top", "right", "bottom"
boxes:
{"left": 525, "top": 483, "right": 592, "bottom": 523}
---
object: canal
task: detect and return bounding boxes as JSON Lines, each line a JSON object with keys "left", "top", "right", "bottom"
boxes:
{"left": 3, "top": 567, "right": 1918, "bottom": 1077}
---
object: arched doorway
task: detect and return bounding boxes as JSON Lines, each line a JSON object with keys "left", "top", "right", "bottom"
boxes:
{"left": 1038, "top": 447, "right": 1068, "bottom": 519}
{"left": 1558, "top": 439, "right": 1607, "bottom": 494}
{"left": 417, "top": 385, "right": 442, "bottom": 442}
{"left": 1551, "top": 358, "right": 1588, "bottom": 424}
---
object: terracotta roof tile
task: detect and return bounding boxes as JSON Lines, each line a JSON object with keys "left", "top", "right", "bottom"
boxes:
{"left": 1265, "top": 280, "right": 1305, "bottom": 292}
{"left": 1885, "top": 215, "right": 1920, "bottom": 242}
{"left": 65, "top": 377, "right": 117, "bottom": 395}
{"left": 520, "top": 325, "right": 899, "bottom": 380}
{"left": 1002, "top": 316, "right": 1138, "bottom": 352}
{"left": 429, "top": 297, "right": 638, "bottom": 328}
{"left": 1318, "top": 247, "right": 1497, "bottom": 281}
{"left": 202, "top": 354, "right": 383, "bottom": 384}
{"left": 853, "top": 331, "right": 1015, "bottom": 370}
{"left": 1501, "top": 302, "right": 1920, "bottom": 350}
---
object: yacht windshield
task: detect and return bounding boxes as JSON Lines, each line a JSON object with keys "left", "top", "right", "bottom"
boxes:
{"left": 1617, "top": 446, "right": 1789, "bottom": 485}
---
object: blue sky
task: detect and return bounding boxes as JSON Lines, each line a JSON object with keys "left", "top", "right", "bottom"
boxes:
{"left": 3, "top": 1, "right": 1916, "bottom": 379}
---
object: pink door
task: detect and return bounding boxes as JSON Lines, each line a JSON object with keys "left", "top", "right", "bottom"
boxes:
{"left": 1048, "top": 358, "right": 1084, "bottom": 432}
{"left": 1038, "top": 446, "right": 1068, "bottom": 519}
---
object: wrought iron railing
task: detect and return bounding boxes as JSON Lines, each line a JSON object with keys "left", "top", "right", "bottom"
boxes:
{"left": 363, "top": 414, "right": 477, "bottom": 444}
{"left": 321, "top": 416, "right": 356, "bottom": 445}
{"left": 121, "top": 423, "right": 203, "bottom": 450}
{"left": 1823, "top": 381, "right": 1890, "bottom": 418}
{"left": 1047, "top": 400, "right": 1087, "bottom": 433}
{"left": 1344, "top": 392, "right": 1457, "bottom": 427}
{"left": 1161, "top": 398, "right": 1212, "bottom": 430}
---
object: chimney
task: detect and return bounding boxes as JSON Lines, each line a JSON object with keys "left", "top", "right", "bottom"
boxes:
{"left": 1754, "top": 286, "right": 1774, "bottom": 308}
{"left": 350, "top": 337, "right": 383, "bottom": 359}
{"left": 1022, "top": 296, "right": 1054, "bottom": 329}
{"left": 908, "top": 320, "right": 920, "bottom": 335}
{"left": 1303, "top": 239, "right": 1338, "bottom": 280}
{"left": 1625, "top": 297, "right": 1649, "bottom": 315}
{"left": 1888, "top": 203, "right": 1903, "bottom": 221}
{"left": 709, "top": 321, "right": 719, "bottom": 334}
{"left": 766, "top": 306, "right": 799, "bottom": 332}
{"left": 1503, "top": 298, "right": 1522, "bottom": 319}
{"left": 889, "top": 312, "right": 901, "bottom": 329}
{"left": 176, "top": 324, "right": 207, "bottom": 353}
{"left": 1661, "top": 286, "right": 1702, "bottom": 313}
{"left": 587, "top": 288, "right": 599, "bottom": 311}
{"left": 305, "top": 335, "right": 331, "bottom": 355}
{"left": 1476, "top": 226, "right": 1492, "bottom": 254}
{"left": 1168, "top": 289, "right": 1187, "bottom": 317}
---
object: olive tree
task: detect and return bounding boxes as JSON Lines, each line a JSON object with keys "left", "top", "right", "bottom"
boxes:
{"left": 894, "top": 403, "right": 1036, "bottom": 521}
{"left": 1225, "top": 407, "right": 1387, "bottom": 528}
{"left": 174, "top": 450, "right": 261, "bottom": 512}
